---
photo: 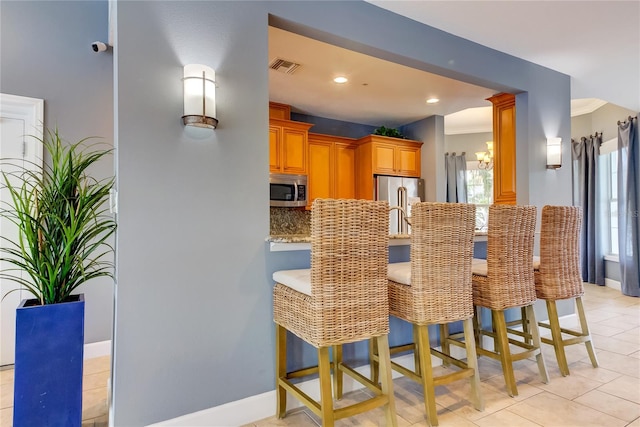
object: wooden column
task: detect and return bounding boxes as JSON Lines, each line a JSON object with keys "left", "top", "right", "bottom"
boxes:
{"left": 488, "top": 93, "right": 516, "bottom": 205}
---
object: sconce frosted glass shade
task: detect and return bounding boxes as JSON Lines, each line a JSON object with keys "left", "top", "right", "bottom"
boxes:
{"left": 547, "top": 137, "right": 562, "bottom": 169}
{"left": 182, "top": 64, "right": 218, "bottom": 129}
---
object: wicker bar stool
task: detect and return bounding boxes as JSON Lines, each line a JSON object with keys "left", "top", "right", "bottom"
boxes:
{"left": 371, "top": 202, "right": 483, "bottom": 427}
{"left": 469, "top": 204, "right": 549, "bottom": 397}
{"left": 534, "top": 205, "right": 598, "bottom": 376}
{"left": 273, "top": 198, "right": 397, "bottom": 427}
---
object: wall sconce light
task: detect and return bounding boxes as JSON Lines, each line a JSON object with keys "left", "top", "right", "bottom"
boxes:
{"left": 546, "top": 137, "right": 562, "bottom": 169}
{"left": 182, "top": 64, "right": 218, "bottom": 129}
{"left": 475, "top": 141, "right": 494, "bottom": 170}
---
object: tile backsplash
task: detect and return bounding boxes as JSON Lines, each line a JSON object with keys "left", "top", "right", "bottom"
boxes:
{"left": 270, "top": 207, "right": 310, "bottom": 235}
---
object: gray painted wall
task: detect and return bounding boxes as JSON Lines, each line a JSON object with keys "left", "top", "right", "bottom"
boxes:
{"left": 113, "top": 2, "right": 574, "bottom": 424}
{"left": 0, "top": 1, "right": 114, "bottom": 344}
{"left": 113, "top": 1, "right": 271, "bottom": 424}
{"left": 445, "top": 132, "right": 494, "bottom": 157}
{"left": 1, "top": 1, "right": 578, "bottom": 424}
{"left": 403, "top": 115, "right": 446, "bottom": 202}
{"left": 572, "top": 103, "right": 637, "bottom": 142}
{"left": 291, "top": 112, "right": 377, "bottom": 138}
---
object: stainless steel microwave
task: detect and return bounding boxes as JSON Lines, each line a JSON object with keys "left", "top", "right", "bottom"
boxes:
{"left": 270, "top": 173, "right": 307, "bottom": 207}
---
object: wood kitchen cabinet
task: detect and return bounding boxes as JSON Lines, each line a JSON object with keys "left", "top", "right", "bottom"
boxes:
{"left": 307, "top": 133, "right": 356, "bottom": 207}
{"left": 488, "top": 93, "right": 517, "bottom": 205}
{"left": 355, "top": 135, "right": 422, "bottom": 199}
{"left": 268, "top": 101, "right": 291, "bottom": 120}
{"left": 269, "top": 118, "right": 313, "bottom": 175}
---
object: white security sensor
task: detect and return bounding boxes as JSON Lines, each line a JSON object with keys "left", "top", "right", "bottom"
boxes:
{"left": 91, "top": 41, "right": 108, "bottom": 53}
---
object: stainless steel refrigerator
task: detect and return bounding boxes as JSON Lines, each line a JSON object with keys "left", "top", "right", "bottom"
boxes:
{"left": 375, "top": 175, "right": 424, "bottom": 235}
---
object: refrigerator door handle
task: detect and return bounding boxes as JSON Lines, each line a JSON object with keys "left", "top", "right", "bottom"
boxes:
{"left": 398, "top": 186, "right": 407, "bottom": 234}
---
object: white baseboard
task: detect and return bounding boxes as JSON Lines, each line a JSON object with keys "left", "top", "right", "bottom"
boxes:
{"left": 605, "top": 278, "right": 621, "bottom": 291}
{"left": 84, "top": 340, "right": 111, "bottom": 360}
{"left": 149, "top": 345, "right": 472, "bottom": 427}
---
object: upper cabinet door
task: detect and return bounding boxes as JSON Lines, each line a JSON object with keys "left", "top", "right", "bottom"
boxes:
{"left": 372, "top": 143, "right": 396, "bottom": 175}
{"left": 396, "top": 145, "right": 421, "bottom": 177}
{"left": 269, "top": 118, "right": 313, "bottom": 175}
{"left": 307, "top": 133, "right": 357, "bottom": 207}
{"left": 269, "top": 125, "right": 282, "bottom": 172}
{"left": 281, "top": 127, "right": 307, "bottom": 174}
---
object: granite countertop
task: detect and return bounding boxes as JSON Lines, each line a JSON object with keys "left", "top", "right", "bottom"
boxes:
{"left": 267, "top": 234, "right": 311, "bottom": 243}
{"left": 267, "top": 234, "right": 412, "bottom": 243}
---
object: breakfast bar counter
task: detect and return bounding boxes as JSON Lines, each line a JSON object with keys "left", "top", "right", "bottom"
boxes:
{"left": 267, "top": 232, "right": 487, "bottom": 252}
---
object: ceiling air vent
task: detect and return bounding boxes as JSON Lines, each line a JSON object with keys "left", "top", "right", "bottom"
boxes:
{"left": 269, "top": 58, "right": 300, "bottom": 74}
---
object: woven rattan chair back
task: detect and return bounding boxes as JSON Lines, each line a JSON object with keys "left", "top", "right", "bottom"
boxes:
{"left": 393, "top": 202, "right": 476, "bottom": 323}
{"left": 473, "top": 204, "right": 537, "bottom": 310}
{"left": 308, "top": 198, "right": 390, "bottom": 346}
{"left": 536, "top": 205, "right": 584, "bottom": 300}
{"left": 273, "top": 199, "right": 398, "bottom": 426}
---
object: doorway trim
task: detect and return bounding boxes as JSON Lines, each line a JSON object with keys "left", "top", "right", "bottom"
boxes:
{"left": 0, "top": 93, "right": 44, "bottom": 366}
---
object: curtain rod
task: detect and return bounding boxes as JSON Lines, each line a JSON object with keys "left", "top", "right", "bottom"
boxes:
{"left": 571, "top": 132, "right": 603, "bottom": 145}
{"left": 445, "top": 151, "right": 466, "bottom": 156}
{"left": 618, "top": 115, "right": 638, "bottom": 125}
{"left": 583, "top": 131, "right": 602, "bottom": 139}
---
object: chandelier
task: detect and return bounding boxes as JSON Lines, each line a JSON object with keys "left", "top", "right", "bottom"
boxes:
{"left": 475, "top": 141, "right": 494, "bottom": 170}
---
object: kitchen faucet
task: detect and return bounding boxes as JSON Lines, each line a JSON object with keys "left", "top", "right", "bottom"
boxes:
{"left": 389, "top": 205, "right": 412, "bottom": 227}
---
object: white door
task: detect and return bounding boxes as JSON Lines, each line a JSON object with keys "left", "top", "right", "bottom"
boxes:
{"left": 0, "top": 93, "right": 43, "bottom": 366}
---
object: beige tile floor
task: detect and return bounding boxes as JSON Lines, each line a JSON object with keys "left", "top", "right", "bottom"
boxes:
{"left": 1, "top": 284, "right": 638, "bottom": 427}
{"left": 0, "top": 354, "right": 110, "bottom": 427}
{"left": 245, "top": 284, "right": 640, "bottom": 427}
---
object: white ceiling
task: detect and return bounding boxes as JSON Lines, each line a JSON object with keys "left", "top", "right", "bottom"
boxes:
{"left": 268, "top": 1, "right": 639, "bottom": 135}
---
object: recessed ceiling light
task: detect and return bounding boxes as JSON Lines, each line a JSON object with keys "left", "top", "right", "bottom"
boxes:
{"left": 333, "top": 76, "right": 348, "bottom": 84}
{"left": 426, "top": 98, "right": 439, "bottom": 104}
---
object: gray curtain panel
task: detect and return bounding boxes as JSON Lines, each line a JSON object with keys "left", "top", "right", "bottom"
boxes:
{"left": 617, "top": 117, "right": 640, "bottom": 297}
{"left": 445, "top": 153, "right": 467, "bottom": 203}
{"left": 571, "top": 135, "right": 605, "bottom": 285}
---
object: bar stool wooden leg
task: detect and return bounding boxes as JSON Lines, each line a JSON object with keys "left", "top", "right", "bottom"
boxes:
{"left": 276, "top": 324, "right": 287, "bottom": 419}
{"left": 318, "top": 346, "right": 335, "bottom": 427}
{"left": 416, "top": 324, "right": 438, "bottom": 426}
{"left": 414, "top": 324, "right": 422, "bottom": 375}
{"left": 526, "top": 305, "right": 549, "bottom": 384}
{"left": 473, "top": 306, "right": 483, "bottom": 350}
{"left": 521, "top": 307, "right": 531, "bottom": 345}
{"left": 440, "top": 324, "right": 451, "bottom": 367}
{"left": 333, "top": 345, "right": 343, "bottom": 399}
{"left": 493, "top": 310, "right": 518, "bottom": 397}
{"left": 491, "top": 310, "right": 499, "bottom": 353}
{"left": 577, "top": 296, "right": 599, "bottom": 368}
{"left": 376, "top": 335, "right": 398, "bottom": 427}
{"left": 462, "top": 318, "right": 484, "bottom": 411}
{"left": 369, "top": 338, "right": 379, "bottom": 385}
{"left": 546, "top": 300, "right": 570, "bottom": 376}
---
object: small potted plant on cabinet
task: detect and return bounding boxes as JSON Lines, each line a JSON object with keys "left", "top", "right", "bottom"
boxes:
{"left": 0, "top": 128, "right": 116, "bottom": 426}
{"left": 373, "top": 125, "right": 406, "bottom": 139}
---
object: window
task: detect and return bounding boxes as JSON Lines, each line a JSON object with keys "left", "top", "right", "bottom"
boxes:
{"left": 599, "top": 138, "right": 618, "bottom": 256}
{"left": 465, "top": 163, "right": 493, "bottom": 231}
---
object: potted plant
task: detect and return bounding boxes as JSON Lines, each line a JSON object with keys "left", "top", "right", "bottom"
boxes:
{"left": 0, "top": 128, "right": 116, "bottom": 426}
{"left": 373, "top": 125, "right": 406, "bottom": 139}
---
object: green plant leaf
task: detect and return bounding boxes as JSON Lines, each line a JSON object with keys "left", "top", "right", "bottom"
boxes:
{"left": 0, "top": 128, "right": 116, "bottom": 305}
{"left": 373, "top": 126, "right": 405, "bottom": 139}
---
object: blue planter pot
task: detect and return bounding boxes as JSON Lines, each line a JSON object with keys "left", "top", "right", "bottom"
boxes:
{"left": 13, "top": 294, "right": 85, "bottom": 427}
